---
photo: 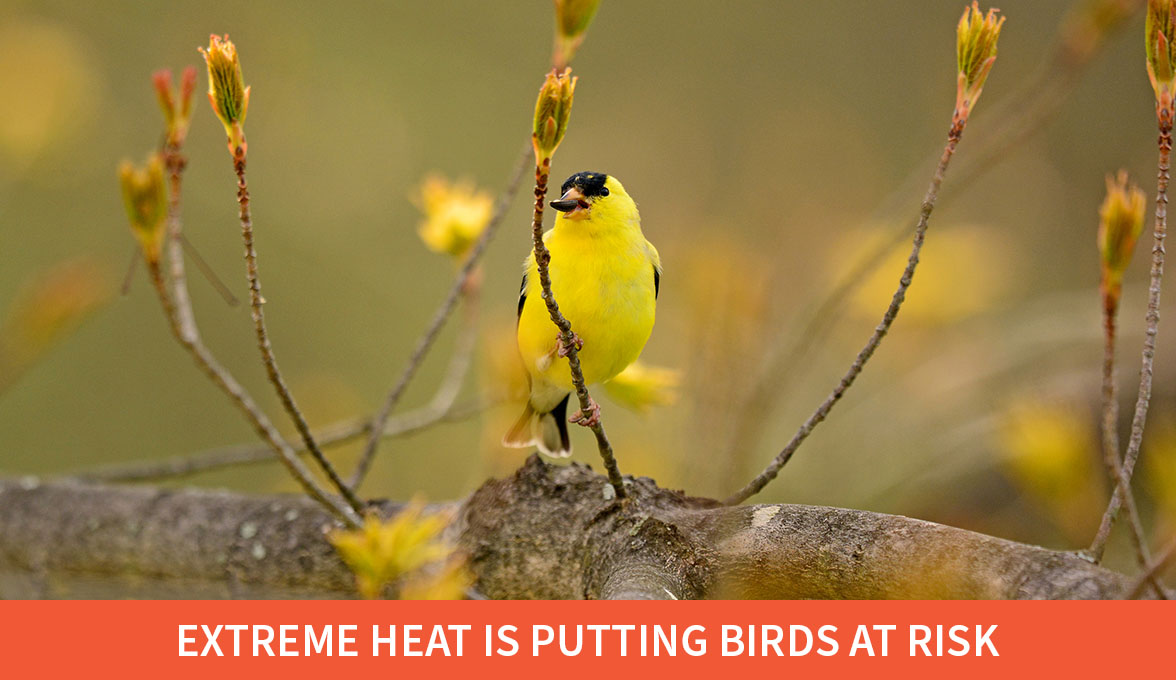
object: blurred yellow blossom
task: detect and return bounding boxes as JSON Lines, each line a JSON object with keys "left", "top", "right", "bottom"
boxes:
{"left": 0, "top": 19, "right": 98, "bottom": 161}
{"left": 329, "top": 502, "right": 469, "bottom": 600}
{"left": 1144, "top": 416, "right": 1176, "bottom": 529}
{"left": 480, "top": 321, "right": 529, "bottom": 401}
{"left": 839, "top": 224, "right": 1012, "bottom": 325}
{"left": 1060, "top": 0, "right": 1141, "bottom": 67}
{"left": 0, "top": 258, "right": 111, "bottom": 393}
{"left": 399, "top": 558, "right": 473, "bottom": 601}
{"left": 603, "top": 361, "right": 681, "bottom": 413}
{"left": 415, "top": 174, "right": 494, "bottom": 259}
{"left": 480, "top": 320, "right": 532, "bottom": 474}
{"left": 678, "top": 237, "right": 774, "bottom": 490}
{"left": 998, "top": 399, "right": 1103, "bottom": 540}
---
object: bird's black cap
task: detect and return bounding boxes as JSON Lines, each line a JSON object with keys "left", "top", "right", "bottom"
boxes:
{"left": 561, "top": 171, "right": 609, "bottom": 197}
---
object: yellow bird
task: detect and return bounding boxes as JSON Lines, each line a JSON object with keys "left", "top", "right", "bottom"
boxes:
{"left": 504, "top": 171, "right": 660, "bottom": 457}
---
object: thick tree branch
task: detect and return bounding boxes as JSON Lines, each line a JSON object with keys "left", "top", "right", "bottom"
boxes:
{"left": 0, "top": 457, "right": 1134, "bottom": 600}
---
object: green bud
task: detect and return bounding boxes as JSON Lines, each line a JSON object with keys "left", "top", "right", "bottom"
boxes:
{"left": 956, "top": 2, "right": 1005, "bottom": 117}
{"left": 1098, "top": 170, "right": 1147, "bottom": 308}
{"left": 1147, "top": 0, "right": 1176, "bottom": 114}
{"left": 553, "top": 0, "right": 602, "bottom": 68}
{"left": 199, "top": 34, "right": 250, "bottom": 156}
{"left": 118, "top": 154, "right": 169, "bottom": 263}
{"left": 532, "top": 68, "right": 576, "bottom": 163}
{"left": 153, "top": 66, "right": 198, "bottom": 148}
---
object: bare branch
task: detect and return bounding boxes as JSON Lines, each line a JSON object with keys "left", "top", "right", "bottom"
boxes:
{"left": 1127, "top": 535, "right": 1176, "bottom": 599}
{"left": 1089, "top": 303, "right": 1162, "bottom": 597}
{"left": 229, "top": 153, "right": 364, "bottom": 515}
{"left": 351, "top": 142, "right": 531, "bottom": 491}
{"left": 1095, "top": 118, "right": 1173, "bottom": 559}
{"left": 72, "top": 398, "right": 490, "bottom": 484}
{"left": 722, "top": 3, "right": 1142, "bottom": 466}
{"left": 145, "top": 148, "right": 360, "bottom": 527}
{"left": 726, "top": 116, "right": 968, "bottom": 505}
{"left": 76, "top": 274, "right": 489, "bottom": 485}
{"left": 1096, "top": 306, "right": 1123, "bottom": 554}
{"left": 118, "top": 245, "right": 139, "bottom": 296}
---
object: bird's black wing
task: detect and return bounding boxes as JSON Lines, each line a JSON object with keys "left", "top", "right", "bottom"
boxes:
{"left": 653, "top": 266, "right": 660, "bottom": 299}
{"left": 517, "top": 273, "right": 527, "bottom": 325}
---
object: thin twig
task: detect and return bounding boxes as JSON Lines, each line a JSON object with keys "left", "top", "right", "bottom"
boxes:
{"left": 1127, "top": 535, "right": 1176, "bottom": 599}
{"left": 725, "top": 116, "right": 967, "bottom": 506}
{"left": 1094, "top": 117, "right": 1172, "bottom": 559}
{"left": 1090, "top": 303, "right": 1164, "bottom": 596}
{"left": 349, "top": 141, "right": 531, "bottom": 490}
{"left": 720, "top": 4, "right": 1138, "bottom": 465}
{"left": 163, "top": 151, "right": 199, "bottom": 343}
{"left": 76, "top": 298, "right": 485, "bottom": 485}
{"left": 73, "top": 397, "right": 491, "bottom": 483}
{"left": 347, "top": 273, "right": 483, "bottom": 492}
{"left": 528, "top": 158, "right": 626, "bottom": 499}
{"left": 1098, "top": 306, "right": 1122, "bottom": 521}
{"left": 118, "top": 246, "right": 139, "bottom": 295}
{"left": 148, "top": 148, "right": 359, "bottom": 526}
{"left": 429, "top": 278, "right": 481, "bottom": 412}
{"left": 178, "top": 233, "right": 239, "bottom": 306}
{"left": 230, "top": 153, "right": 364, "bottom": 515}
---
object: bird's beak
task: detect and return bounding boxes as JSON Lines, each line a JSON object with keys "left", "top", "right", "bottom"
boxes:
{"left": 550, "top": 186, "right": 589, "bottom": 219}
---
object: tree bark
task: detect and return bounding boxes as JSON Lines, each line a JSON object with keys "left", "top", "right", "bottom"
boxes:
{"left": 0, "top": 456, "right": 1130, "bottom": 599}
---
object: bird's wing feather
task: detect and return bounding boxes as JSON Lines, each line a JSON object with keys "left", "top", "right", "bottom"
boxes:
{"left": 517, "top": 272, "right": 527, "bottom": 324}
{"left": 647, "top": 240, "right": 662, "bottom": 300}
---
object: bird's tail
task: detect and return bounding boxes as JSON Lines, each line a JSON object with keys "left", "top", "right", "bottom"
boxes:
{"left": 501, "top": 395, "right": 572, "bottom": 458}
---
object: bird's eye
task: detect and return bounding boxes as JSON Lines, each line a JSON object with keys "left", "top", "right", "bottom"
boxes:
{"left": 600, "top": 187, "right": 610, "bottom": 196}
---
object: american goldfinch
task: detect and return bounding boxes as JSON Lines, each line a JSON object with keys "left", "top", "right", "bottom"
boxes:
{"left": 503, "top": 171, "right": 660, "bottom": 457}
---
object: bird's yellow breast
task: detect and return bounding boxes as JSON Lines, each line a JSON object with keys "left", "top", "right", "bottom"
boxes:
{"left": 518, "top": 224, "right": 656, "bottom": 394}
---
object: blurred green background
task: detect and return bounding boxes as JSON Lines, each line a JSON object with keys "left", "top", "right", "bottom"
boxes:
{"left": 2, "top": 0, "right": 1174, "bottom": 573}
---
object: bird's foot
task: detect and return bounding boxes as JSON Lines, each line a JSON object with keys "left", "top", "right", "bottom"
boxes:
{"left": 555, "top": 331, "right": 584, "bottom": 358}
{"left": 568, "top": 397, "right": 601, "bottom": 428}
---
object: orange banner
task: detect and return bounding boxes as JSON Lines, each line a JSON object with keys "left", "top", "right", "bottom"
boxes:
{"left": 0, "top": 601, "right": 1170, "bottom": 678}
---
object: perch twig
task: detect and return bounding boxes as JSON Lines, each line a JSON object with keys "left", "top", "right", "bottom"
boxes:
{"left": 528, "top": 157, "right": 625, "bottom": 498}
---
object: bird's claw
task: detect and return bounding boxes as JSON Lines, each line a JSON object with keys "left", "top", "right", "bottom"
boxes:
{"left": 556, "top": 332, "right": 584, "bottom": 358}
{"left": 568, "top": 397, "right": 601, "bottom": 428}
